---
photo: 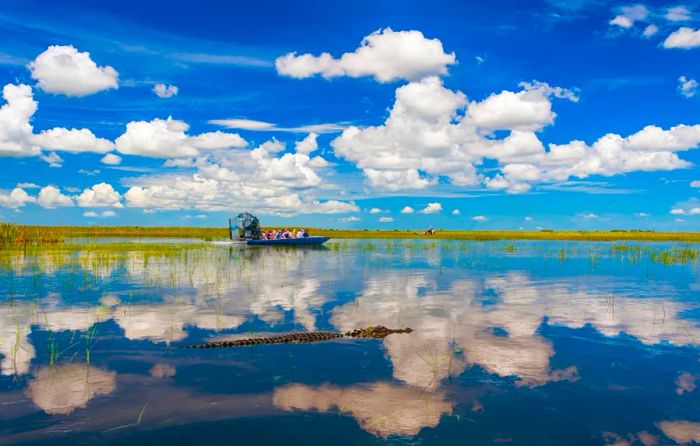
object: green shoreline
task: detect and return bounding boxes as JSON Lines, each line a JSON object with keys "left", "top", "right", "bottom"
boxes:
{"left": 4, "top": 223, "right": 700, "bottom": 245}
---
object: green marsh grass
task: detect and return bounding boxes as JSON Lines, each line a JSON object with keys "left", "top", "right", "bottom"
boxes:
{"left": 6, "top": 223, "right": 700, "bottom": 243}
{"left": 610, "top": 244, "right": 699, "bottom": 265}
{"left": 650, "top": 247, "right": 698, "bottom": 264}
{"left": 104, "top": 393, "right": 153, "bottom": 433}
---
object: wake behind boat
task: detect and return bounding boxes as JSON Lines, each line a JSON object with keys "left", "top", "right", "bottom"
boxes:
{"left": 230, "top": 212, "right": 330, "bottom": 247}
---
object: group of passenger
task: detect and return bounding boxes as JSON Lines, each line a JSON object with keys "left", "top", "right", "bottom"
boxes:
{"left": 260, "top": 228, "right": 309, "bottom": 240}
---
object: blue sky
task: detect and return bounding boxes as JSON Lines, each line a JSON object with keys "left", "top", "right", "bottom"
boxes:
{"left": 1, "top": 0, "right": 700, "bottom": 230}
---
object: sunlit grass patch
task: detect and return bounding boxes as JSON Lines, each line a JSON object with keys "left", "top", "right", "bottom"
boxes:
{"left": 0, "top": 223, "right": 63, "bottom": 248}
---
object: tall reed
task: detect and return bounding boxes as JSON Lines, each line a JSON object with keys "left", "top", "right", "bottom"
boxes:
{"left": 0, "top": 223, "right": 63, "bottom": 248}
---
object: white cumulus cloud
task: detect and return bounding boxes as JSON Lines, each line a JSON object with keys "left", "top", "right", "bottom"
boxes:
{"left": 666, "top": 6, "right": 691, "bottom": 22}
{"left": 76, "top": 183, "right": 123, "bottom": 208}
{"left": 120, "top": 138, "right": 354, "bottom": 216}
{"left": 0, "top": 187, "right": 36, "bottom": 209}
{"left": 419, "top": 202, "right": 442, "bottom": 214}
{"left": 642, "top": 24, "right": 659, "bottom": 37}
{"left": 400, "top": 206, "right": 415, "bottom": 214}
{"left": 324, "top": 66, "right": 700, "bottom": 195}
{"left": 610, "top": 15, "right": 634, "bottom": 28}
{"left": 332, "top": 76, "right": 471, "bottom": 190}
{"left": 670, "top": 198, "right": 700, "bottom": 215}
{"left": 609, "top": 4, "right": 649, "bottom": 29}
{"left": 664, "top": 27, "right": 700, "bottom": 49}
{"left": 31, "top": 127, "right": 114, "bottom": 153}
{"left": 153, "top": 83, "right": 178, "bottom": 98}
{"left": 100, "top": 153, "right": 122, "bottom": 165}
{"left": 37, "top": 186, "right": 73, "bottom": 208}
{"left": 0, "top": 84, "right": 39, "bottom": 156}
{"left": 83, "top": 210, "right": 116, "bottom": 218}
{"left": 40, "top": 152, "right": 63, "bottom": 167}
{"left": 678, "top": 75, "right": 698, "bottom": 97}
{"left": 276, "top": 28, "right": 456, "bottom": 82}
{"left": 488, "top": 124, "right": 700, "bottom": 194}
{"left": 115, "top": 117, "right": 247, "bottom": 158}
{"left": 28, "top": 45, "right": 118, "bottom": 96}
{"left": 313, "top": 200, "right": 359, "bottom": 213}
{"left": 295, "top": 133, "right": 318, "bottom": 154}
{"left": 0, "top": 83, "right": 114, "bottom": 158}
{"left": 378, "top": 216, "right": 394, "bottom": 222}
{"left": 364, "top": 169, "right": 434, "bottom": 191}
{"left": 469, "top": 81, "right": 578, "bottom": 131}
{"left": 332, "top": 76, "right": 579, "bottom": 191}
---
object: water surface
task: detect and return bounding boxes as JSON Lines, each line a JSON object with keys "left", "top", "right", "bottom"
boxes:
{"left": 1, "top": 240, "right": 699, "bottom": 445}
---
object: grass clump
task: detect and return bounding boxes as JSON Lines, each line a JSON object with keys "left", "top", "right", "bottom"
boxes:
{"left": 650, "top": 247, "right": 698, "bottom": 265}
{"left": 610, "top": 244, "right": 699, "bottom": 265}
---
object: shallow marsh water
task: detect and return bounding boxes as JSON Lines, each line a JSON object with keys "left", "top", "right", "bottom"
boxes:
{"left": 0, "top": 239, "right": 699, "bottom": 445}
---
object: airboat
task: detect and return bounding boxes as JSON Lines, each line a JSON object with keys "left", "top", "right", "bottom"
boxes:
{"left": 230, "top": 212, "right": 330, "bottom": 246}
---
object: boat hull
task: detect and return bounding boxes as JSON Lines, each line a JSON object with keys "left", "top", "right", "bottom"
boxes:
{"left": 246, "top": 236, "right": 330, "bottom": 246}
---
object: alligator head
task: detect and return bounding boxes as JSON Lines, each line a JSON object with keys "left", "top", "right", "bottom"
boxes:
{"left": 345, "top": 326, "right": 413, "bottom": 339}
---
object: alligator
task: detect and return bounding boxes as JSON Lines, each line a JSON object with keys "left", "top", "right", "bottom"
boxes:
{"left": 183, "top": 326, "right": 413, "bottom": 349}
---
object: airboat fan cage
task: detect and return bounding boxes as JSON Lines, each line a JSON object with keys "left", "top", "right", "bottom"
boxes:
{"left": 230, "top": 212, "right": 262, "bottom": 240}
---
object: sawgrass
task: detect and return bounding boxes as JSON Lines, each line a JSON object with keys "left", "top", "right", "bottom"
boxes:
{"left": 0, "top": 222, "right": 63, "bottom": 247}
{"left": 4, "top": 223, "right": 700, "bottom": 243}
{"left": 13, "top": 224, "right": 225, "bottom": 240}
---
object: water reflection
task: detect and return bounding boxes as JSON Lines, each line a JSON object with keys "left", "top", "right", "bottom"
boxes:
{"left": 331, "top": 273, "right": 578, "bottom": 388}
{"left": 0, "top": 241, "right": 698, "bottom": 443}
{"left": 602, "top": 430, "right": 658, "bottom": 445}
{"left": 0, "top": 303, "right": 35, "bottom": 375}
{"left": 113, "top": 299, "right": 246, "bottom": 343}
{"left": 657, "top": 421, "right": 700, "bottom": 444}
{"left": 0, "top": 296, "right": 246, "bottom": 374}
{"left": 150, "top": 363, "right": 176, "bottom": 378}
{"left": 332, "top": 270, "right": 700, "bottom": 388}
{"left": 675, "top": 372, "right": 697, "bottom": 395}
{"left": 26, "top": 364, "right": 116, "bottom": 415}
{"left": 273, "top": 382, "right": 453, "bottom": 436}
{"left": 0, "top": 247, "right": 331, "bottom": 374}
